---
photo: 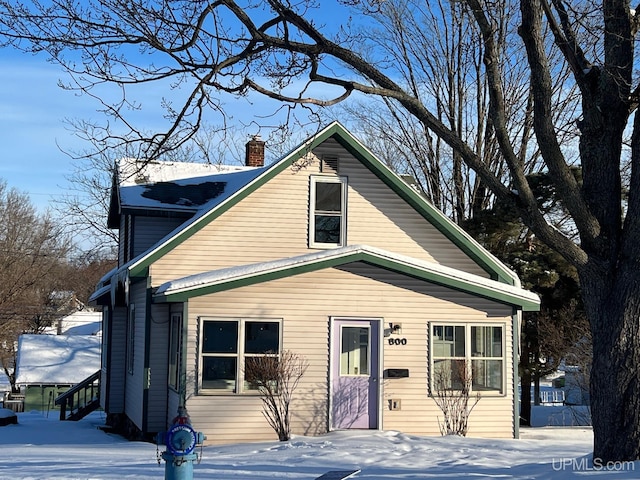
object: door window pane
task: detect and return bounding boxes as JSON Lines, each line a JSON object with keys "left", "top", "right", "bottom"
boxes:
{"left": 340, "top": 326, "right": 370, "bottom": 376}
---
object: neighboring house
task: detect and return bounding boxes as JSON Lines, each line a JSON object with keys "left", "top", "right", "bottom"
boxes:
{"left": 562, "top": 366, "right": 590, "bottom": 406}
{"left": 14, "top": 334, "right": 101, "bottom": 412}
{"left": 90, "top": 122, "right": 539, "bottom": 444}
{"left": 44, "top": 310, "right": 102, "bottom": 336}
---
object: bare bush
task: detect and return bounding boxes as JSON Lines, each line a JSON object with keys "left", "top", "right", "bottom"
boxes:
{"left": 432, "top": 360, "right": 480, "bottom": 436}
{"left": 243, "top": 350, "right": 309, "bottom": 441}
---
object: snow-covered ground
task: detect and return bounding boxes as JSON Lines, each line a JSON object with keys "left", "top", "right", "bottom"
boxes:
{"left": 0, "top": 408, "right": 638, "bottom": 479}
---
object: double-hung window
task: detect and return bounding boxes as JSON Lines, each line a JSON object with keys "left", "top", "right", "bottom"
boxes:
{"left": 431, "top": 323, "right": 505, "bottom": 394}
{"left": 200, "top": 318, "right": 281, "bottom": 393}
{"left": 309, "top": 176, "right": 347, "bottom": 248}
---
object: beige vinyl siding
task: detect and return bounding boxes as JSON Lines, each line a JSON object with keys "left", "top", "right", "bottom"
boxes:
{"left": 133, "top": 216, "right": 185, "bottom": 258}
{"left": 316, "top": 138, "right": 489, "bottom": 277}
{"left": 182, "top": 262, "right": 514, "bottom": 444}
{"left": 124, "top": 280, "right": 147, "bottom": 430}
{"left": 102, "top": 306, "right": 127, "bottom": 413}
{"left": 150, "top": 142, "right": 489, "bottom": 285}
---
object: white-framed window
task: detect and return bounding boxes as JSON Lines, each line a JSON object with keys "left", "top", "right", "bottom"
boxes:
{"left": 199, "top": 318, "right": 281, "bottom": 393}
{"left": 127, "top": 304, "right": 135, "bottom": 375}
{"left": 168, "top": 313, "right": 183, "bottom": 391}
{"left": 309, "top": 176, "right": 347, "bottom": 248}
{"left": 430, "top": 323, "right": 505, "bottom": 394}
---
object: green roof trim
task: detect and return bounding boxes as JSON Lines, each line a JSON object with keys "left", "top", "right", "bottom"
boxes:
{"left": 328, "top": 126, "right": 514, "bottom": 284}
{"left": 128, "top": 122, "right": 517, "bottom": 286}
{"left": 152, "top": 247, "right": 539, "bottom": 311}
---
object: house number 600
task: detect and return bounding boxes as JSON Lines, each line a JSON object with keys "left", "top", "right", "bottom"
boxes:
{"left": 388, "top": 338, "right": 407, "bottom": 346}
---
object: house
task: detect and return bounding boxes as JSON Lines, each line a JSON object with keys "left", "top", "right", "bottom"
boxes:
{"left": 90, "top": 122, "right": 539, "bottom": 444}
{"left": 14, "top": 334, "right": 101, "bottom": 413}
{"left": 43, "top": 310, "right": 102, "bottom": 336}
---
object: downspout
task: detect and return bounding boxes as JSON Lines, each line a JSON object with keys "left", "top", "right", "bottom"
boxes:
{"left": 513, "top": 308, "right": 522, "bottom": 439}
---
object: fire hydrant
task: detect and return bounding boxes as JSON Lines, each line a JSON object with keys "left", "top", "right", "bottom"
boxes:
{"left": 156, "top": 407, "right": 206, "bottom": 480}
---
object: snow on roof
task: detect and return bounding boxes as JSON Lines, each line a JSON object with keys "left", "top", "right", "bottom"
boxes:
{"left": 155, "top": 244, "right": 540, "bottom": 307}
{"left": 118, "top": 157, "right": 254, "bottom": 185}
{"left": 117, "top": 158, "right": 265, "bottom": 211}
{"left": 15, "top": 334, "right": 101, "bottom": 385}
{"left": 42, "top": 311, "right": 102, "bottom": 336}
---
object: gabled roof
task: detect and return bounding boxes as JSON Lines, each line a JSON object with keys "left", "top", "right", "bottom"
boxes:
{"left": 153, "top": 245, "right": 539, "bottom": 311}
{"left": 120, "top": 122, "right": 519, "bottom": 286}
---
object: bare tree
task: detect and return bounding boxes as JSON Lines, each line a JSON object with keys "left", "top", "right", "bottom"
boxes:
{"left": 244, "top": 350, "right": 308, "bottom": 441}
{"left": 0, "top": 181, "right": 72, "bottom": 391}
{"left": 55, "top": 121, "right": 272, "bottom": 256}
{"left": 432, "top": 360, "right": 481, "bottom": 436}
{"left": 1, "top": 0, "right": 640, "bottom": 461}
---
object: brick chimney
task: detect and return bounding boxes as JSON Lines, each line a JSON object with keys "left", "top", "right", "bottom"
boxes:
{"left": 245, "top": 134, "right": 265, "bottom": 167}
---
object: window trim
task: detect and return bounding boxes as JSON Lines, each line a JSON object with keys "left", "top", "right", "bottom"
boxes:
{"left": 309, "top": 175, "right": 347, "bottom": 248}
{"left": 198, "top": 317, "right": 283, "bottom": 395}
{"left": 429, "top": 322, "right": 507, "bottom": 396}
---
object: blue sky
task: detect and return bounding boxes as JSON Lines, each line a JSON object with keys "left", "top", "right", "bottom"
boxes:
{"left": 0, "top": 54, "right": 344, "bottom": 214}
{"left": 0, "top": 53, "right": 96, "bottom": 211}
{"left": 0, "top": 3, "right": 362, "bottom": 213}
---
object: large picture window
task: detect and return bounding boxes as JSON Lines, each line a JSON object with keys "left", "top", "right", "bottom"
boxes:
{"left": 309, "top": 176, "right": 347, "bottom": 248}
{"left": 200, "top": 318, "right": 281, "bottom": 393}
{"left": 431, "top": 323, "right": 505, "bottom": 394}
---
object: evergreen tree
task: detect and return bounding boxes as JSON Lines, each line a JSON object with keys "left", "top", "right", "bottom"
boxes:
{"left": 463, "top": 172, "right": 588, "bottom": 425}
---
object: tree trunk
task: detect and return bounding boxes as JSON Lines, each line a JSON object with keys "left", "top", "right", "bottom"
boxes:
{"left": 520, "top": 368, "right": 532, "bottom": 427}
{"left": 533, "top": 375, "right": 541, "bottom": 406}
{"left": 582, "top": 263, "right": 640, "bottom": 462}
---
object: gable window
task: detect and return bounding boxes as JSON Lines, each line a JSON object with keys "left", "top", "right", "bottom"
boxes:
{"left": 430, "top": 323, "right": 505, "bottom": 394}
{"left": 168, "top": 313, "right": 183, "bottom": 391}
{"left": 199, "top": 318, "right": 281, "bottom": 393}
{"left": 127, "top": 304, "right": 135, "bottom": 375}
{"left": 309, "top": 176, "right": 347, "bottom": 248}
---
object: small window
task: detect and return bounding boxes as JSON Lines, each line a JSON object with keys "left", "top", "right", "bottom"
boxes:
{"left": 127, "top": 304, "right": 135, "bottom": 375}
{"left": 431, "top": 323, "right": 505, "bottom": 394}
{"left": 200, "top": 318, "right": 281, "bottom": 393}
{"left": 309, "top": 176, "right": 347, "bottom": 248}
{"left": 168, "top": 314, "right": 183, "bottom": 391}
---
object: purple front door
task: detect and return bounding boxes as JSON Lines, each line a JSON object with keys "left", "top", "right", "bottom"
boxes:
{"left": 331, "top": 319, "right": 380, "bottom": 429}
